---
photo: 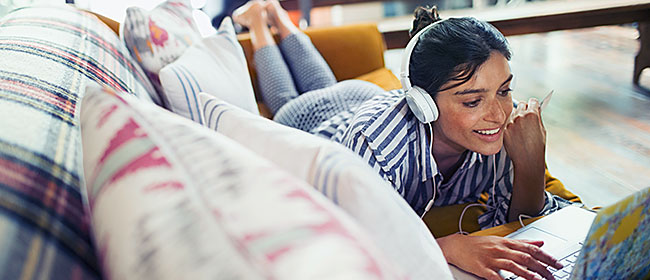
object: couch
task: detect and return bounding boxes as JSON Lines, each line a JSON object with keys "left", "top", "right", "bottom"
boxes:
{"left": 0, "top": 3, "right": 580, "bottom": 279}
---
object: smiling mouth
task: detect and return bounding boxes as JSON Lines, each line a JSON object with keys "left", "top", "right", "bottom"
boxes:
{"left": 473, "top": 128, "right": 500, "bottom": 135}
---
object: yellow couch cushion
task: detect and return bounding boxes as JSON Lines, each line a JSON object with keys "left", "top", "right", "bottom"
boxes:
{"left": 304, "top": 24, "right": 386, "bottom": 81}
{"left": 355, "top": 67, "right": 402, "bottom": 91}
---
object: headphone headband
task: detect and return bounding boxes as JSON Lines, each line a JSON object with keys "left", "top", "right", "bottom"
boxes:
{"left": 400, "top": 19, "right": 446, "bottom": 92}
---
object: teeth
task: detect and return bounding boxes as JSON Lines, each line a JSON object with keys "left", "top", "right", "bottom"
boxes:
{"left": 475, "top": 128, "right": 500, "bottom": 135}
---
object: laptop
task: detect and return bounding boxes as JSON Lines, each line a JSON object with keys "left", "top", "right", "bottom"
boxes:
{"left": 450, "top": 187, "right": 650, "bottom": 280}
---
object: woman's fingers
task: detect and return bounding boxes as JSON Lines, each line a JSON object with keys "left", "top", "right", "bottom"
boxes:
{"left": 520, "top": 98, "right": 540, "bottom": 123}
{"left": 509, "top": 102, "right": 527, "bottom": 124}
{"left": 526, "top": 97, "right": 540, "bottom": 114}
{"left": 511, "top": 97, "right": 540, "bottom": 122}
{"left": 522, "top": 240, "right": 545, "bottom": 247}
{"left": 507, "top": 239, "right": 563, "bottom": 270}
{"left": 494, "top": 259, "right": 545, "bottom": 280}
{"left": 491, "top": 239, "right": 555, "bottom": 280}
{"left": 507, "top": 250, "right": 556, "bottom": 280}
{"left": 440, "top": 235, "right": 561, "bottom": 280}
{"left": 478, "top": 269, "right": 503, "bottom": 280}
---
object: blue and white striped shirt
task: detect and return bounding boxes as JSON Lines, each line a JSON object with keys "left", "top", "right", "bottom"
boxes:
{"left": 313, "top": 89, "right": 567, "bottom": 229}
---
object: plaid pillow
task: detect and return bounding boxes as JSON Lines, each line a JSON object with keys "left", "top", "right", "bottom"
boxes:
{"left": 0, "top": 5, "right": 160, "bottom": 279}
{"left": 81, "top": 86, "right": 404, "bottom": 279}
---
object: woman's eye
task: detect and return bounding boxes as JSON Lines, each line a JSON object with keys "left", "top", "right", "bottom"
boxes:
{"left": 498, "top": 88, "right": 513, "bottom": 96}
{"left": 463, "top": 99, "right": 481, "bottom": 108}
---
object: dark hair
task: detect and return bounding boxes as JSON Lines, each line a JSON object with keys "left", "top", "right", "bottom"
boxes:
{"left": 408, "top": 6, "right": 512, "bottom": 96}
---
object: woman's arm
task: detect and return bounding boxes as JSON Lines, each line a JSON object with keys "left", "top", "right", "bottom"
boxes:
{"left": 504, "top": 98, "right": 546, "bottom": 222}
{"left": 437, "top": 234, "right": 562, "bottom": 280}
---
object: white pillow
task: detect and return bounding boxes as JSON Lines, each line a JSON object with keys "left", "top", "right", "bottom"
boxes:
{"left": 199, "top": 93, "right": 454, "bottom": 280}
{"left": 159, "top": 17, "right": 258, "bottom": 123}
{"left": 81, "top": 86, "right": 402, "bottom": 280}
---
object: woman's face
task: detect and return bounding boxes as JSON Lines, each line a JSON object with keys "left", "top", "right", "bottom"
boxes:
{"left": 432, "top": 51, "right": 513, "bottom": 156}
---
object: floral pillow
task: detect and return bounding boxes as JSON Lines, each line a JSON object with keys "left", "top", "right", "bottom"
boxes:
{"left": 80, "top": 86, "right": 404, "bottom": 280}
{"left": 159, "top": 17, "right": 258, "bottom": 123}
{"left": 121, "top": 0, "right": 201, "bottom": 94}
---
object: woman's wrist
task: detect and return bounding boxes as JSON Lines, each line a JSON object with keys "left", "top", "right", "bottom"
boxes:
{"left": 509, "top": 146, "right": 545, "bottom": 168}
{"left": 509, "top": 164, "right": 546, "bottom": 221}
{"left": 436, "top": 234, "right": 463, "bottom": 265}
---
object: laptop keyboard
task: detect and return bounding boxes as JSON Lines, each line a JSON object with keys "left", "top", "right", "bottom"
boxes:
{"left": 548, "top": 249, "right": 580, "bottom": 279}
{"left": 504, "top": 249, "right": 580, "bottom": 280}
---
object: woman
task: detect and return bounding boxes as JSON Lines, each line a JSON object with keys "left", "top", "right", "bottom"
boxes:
{"left": 233, "top": 1, "right": 569, "bottom": 279}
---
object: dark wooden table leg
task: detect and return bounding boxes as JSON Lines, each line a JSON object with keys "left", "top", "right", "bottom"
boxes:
{"left": 634, "top": 22, "right": 649, "bottom": 85}
{"left": 299, "top": 0, "right": 312, "bottom": 26}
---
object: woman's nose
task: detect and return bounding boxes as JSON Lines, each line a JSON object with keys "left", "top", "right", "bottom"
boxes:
{"left": 486, "top": 99, "right": 508, "bottom": 123}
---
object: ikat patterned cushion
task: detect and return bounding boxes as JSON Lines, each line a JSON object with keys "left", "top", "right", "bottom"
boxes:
{"left": 80, "top": 86, "right": 404, "bottom": 280}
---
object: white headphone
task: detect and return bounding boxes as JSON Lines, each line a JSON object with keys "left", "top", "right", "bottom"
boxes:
{"left": 405, "top": 20, "right": 447, "bottom": 217}
{"left": 400, "top": 20, "right": 446, "bottom": 123}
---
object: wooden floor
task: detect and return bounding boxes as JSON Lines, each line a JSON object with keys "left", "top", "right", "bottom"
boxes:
{"left": 385, "top": 25, "right": 650, "bottom": 208}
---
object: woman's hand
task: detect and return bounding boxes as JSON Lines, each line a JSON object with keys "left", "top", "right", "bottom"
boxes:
{"left": 503, "top": 98, "right": 546, "bottom": 166}
{"left": 503, "top": 98, "right": 547, "bottom": 221}
{"left": 438, "top": 234, "right": 563, "bottom": 280}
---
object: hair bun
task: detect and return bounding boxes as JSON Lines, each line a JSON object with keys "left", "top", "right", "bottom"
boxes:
{"left": 410, "top": 6, "right": 442, "bottom": 38}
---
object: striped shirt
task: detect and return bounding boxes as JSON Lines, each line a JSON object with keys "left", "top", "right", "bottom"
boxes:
{"left": 313, "top": 89, "right": 568, "bottom": 229}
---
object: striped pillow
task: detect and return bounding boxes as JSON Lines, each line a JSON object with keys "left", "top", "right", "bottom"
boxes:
{"left": 121, "top": 0, "right": 201, "bottom": 95}
{"left": 0, "top": 5, "right": 160, "bottom": 279}
{"left": 198, "top": 93, "right": 454, "bottom": 280}
{"left": 81, "top": 86, "right": 403, "bottom": 280}
{"left": 159, "top": 17, "right": 258, "bottom": 123}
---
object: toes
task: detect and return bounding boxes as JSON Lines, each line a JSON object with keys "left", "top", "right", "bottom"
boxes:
{"left": 232, "top": 1, "right": 266, "bottom": 26}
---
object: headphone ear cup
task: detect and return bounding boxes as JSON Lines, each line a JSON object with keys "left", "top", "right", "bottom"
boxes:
{"left": 405, "top": 86, "right": 439, "bottom": 123}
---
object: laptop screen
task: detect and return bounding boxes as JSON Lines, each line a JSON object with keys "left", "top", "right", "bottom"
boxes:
{"left": 571, "top": 187, "right": 650, "bottom": 279}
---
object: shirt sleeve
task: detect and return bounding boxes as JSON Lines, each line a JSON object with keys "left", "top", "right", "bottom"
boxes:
{"left": 478, "top": 153, "right": 578, "bottom": 229}
{"left": 311, "top": 109, "right": 354, "bottom": 142}
{"left": 538, "top": 191, "right": 577, "bottom": 215}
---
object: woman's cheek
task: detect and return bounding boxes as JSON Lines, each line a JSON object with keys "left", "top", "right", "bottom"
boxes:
{"left": 500, "top": 100, "right": 514, "bottom": 120}
{"left": 445, "top": 109, "right": 478, "bottom": 130}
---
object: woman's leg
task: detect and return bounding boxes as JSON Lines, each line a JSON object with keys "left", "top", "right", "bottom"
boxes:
{"left": 273, "top": 80, "right": 383, "bottom": 133}
{"left": 266, "top": 0, "right": 337, "bottom": 94}
{"left": 233, "top": 1, "right": 298, "bottom": 114}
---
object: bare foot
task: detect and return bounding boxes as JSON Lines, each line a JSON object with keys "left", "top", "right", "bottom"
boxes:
{"left": 264, "top": 0, "right": 299, "bottom": 37}
{"left": 264, "top": 0, "right": 291, "bottom": 26}
{"left": 232, "top": 0, "right": 267, "bottom": 28}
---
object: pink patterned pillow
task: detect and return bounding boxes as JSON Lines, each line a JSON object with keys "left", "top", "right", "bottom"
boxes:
{"left": 80, "top": 86, "right": 405, "bottom": 280}
{"left": 121, "top": 0, "right": 201, "bottom": 94}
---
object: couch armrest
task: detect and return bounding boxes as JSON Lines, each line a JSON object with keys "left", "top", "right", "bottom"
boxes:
{"left": 237, "top": 23, "right": 387, "bottom": 97}
{"left": 80, "top": 8, "right": 121, "bottom": 35}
